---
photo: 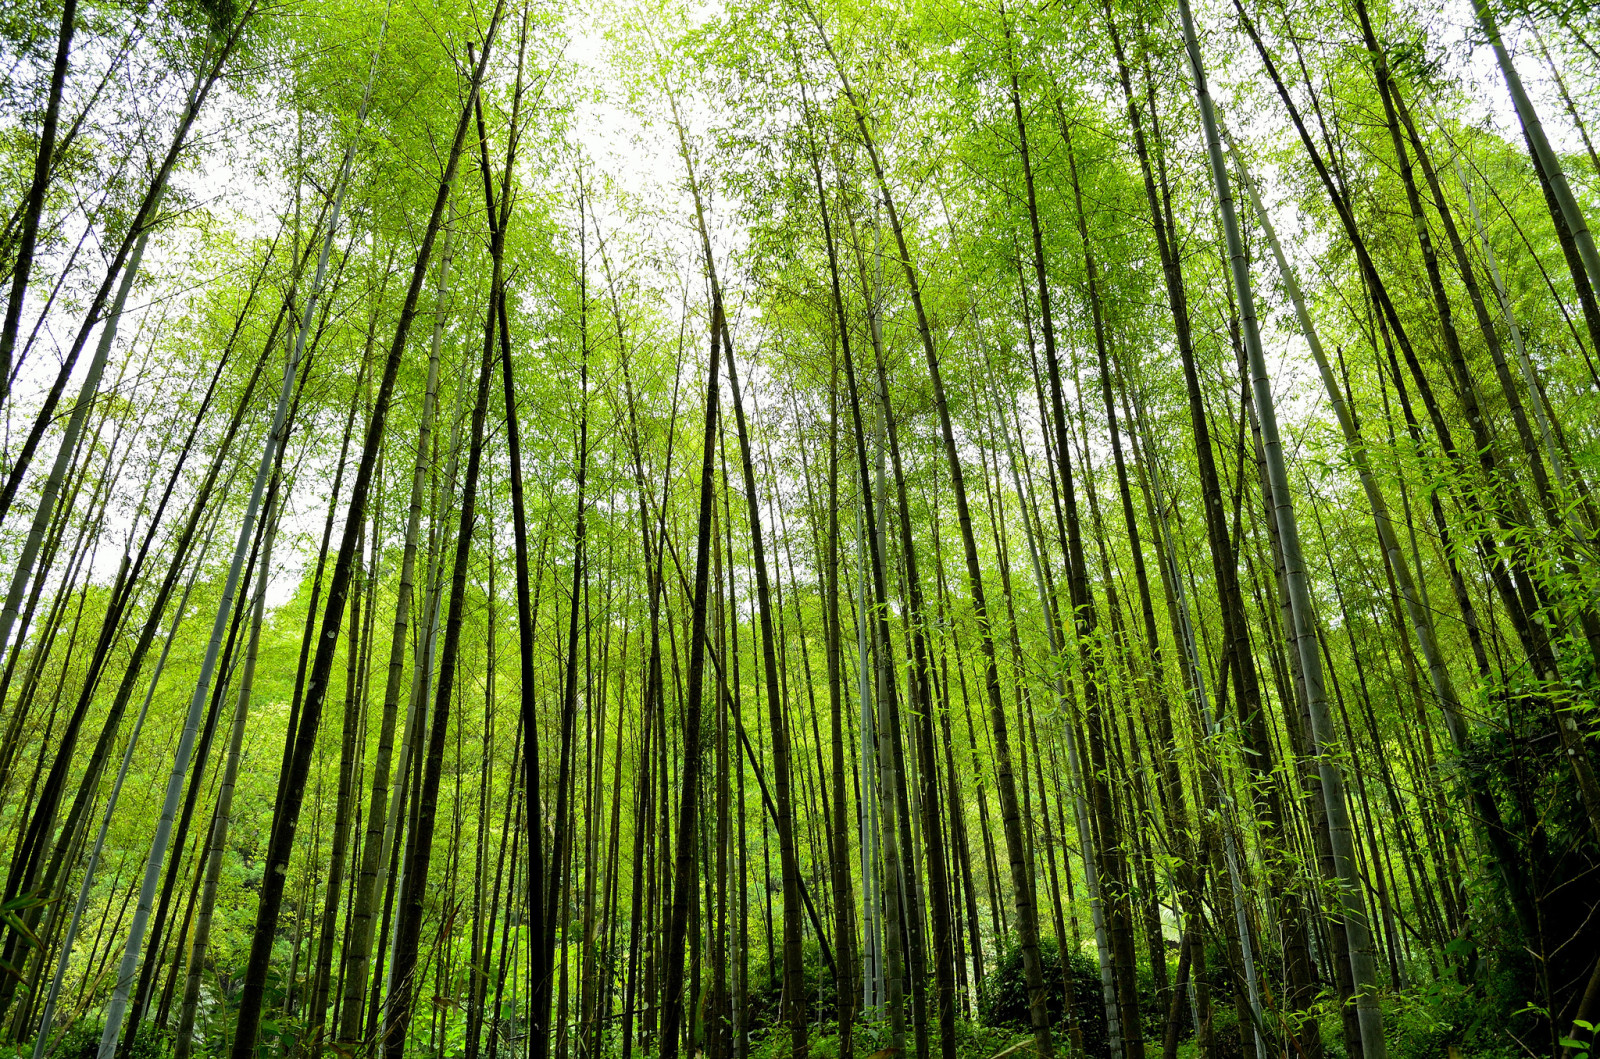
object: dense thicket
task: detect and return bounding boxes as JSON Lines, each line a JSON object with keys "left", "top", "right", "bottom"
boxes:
{"left": 0, "top": 0, "right": 1596, "bottom": 1057}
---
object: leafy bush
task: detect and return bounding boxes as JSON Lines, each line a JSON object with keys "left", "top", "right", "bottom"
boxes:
{"left": 742, "top": 937, "right": 839, "bottom": 1036}
{"left": 1203, "top": 1000, "right": 1245, "bottom": 1059}
{"left": 978, "top": 937, "right": 1185, "bottom": 1058}
{"left": 1384, "top": 977, "right": 1527, "bottom": 1059}
{"left": 55, "top": 1024, "right": 168, "bottom": 1059}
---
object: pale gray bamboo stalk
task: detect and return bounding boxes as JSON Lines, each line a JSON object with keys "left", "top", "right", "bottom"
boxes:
{"left": 96, "top": 330, "right": 286, "bottom": 1059}
{"left": 1229, "top": 127, "right": 1558, "bottom": 935}
{"left": 1178, "top": 3, "right": 1387, "bottom": 1051}
{"left": 173, "top": 484, "right": 282, "bottom": 1059}
{"left": 1225, "top": 127, "right": 1470, "bottom": 744}
{"left": 96, "top": 35, "right": 369, "bottom": 1050}
{"left": 28, "top": 481, "right": 229, "bottom": 1059}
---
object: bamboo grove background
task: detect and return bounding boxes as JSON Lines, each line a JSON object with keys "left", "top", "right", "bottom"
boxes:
{"left": 0, "top": 0, "right": 1596, "bottom": 1057}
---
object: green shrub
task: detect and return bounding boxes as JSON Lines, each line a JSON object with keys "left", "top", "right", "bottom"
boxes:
{"left": 55, "top": 1024, "right": 167, "bottom": 1059}
{"left": 1385, "top": 977, "right": 1526, "bottom": 1059}
{"left": 978, "top": 937, "right": 1185, "bottom": 1058}
{"left": 743, "top": 937, "right": 838, "bottom": 1036}
{"left": 747, "top": 1019, "right": 1023, "bottom": 1059}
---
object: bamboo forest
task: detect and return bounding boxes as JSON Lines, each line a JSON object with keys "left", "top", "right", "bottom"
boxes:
{"left": 4, "top": 0, "right": 1600, "bottom": 1054}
